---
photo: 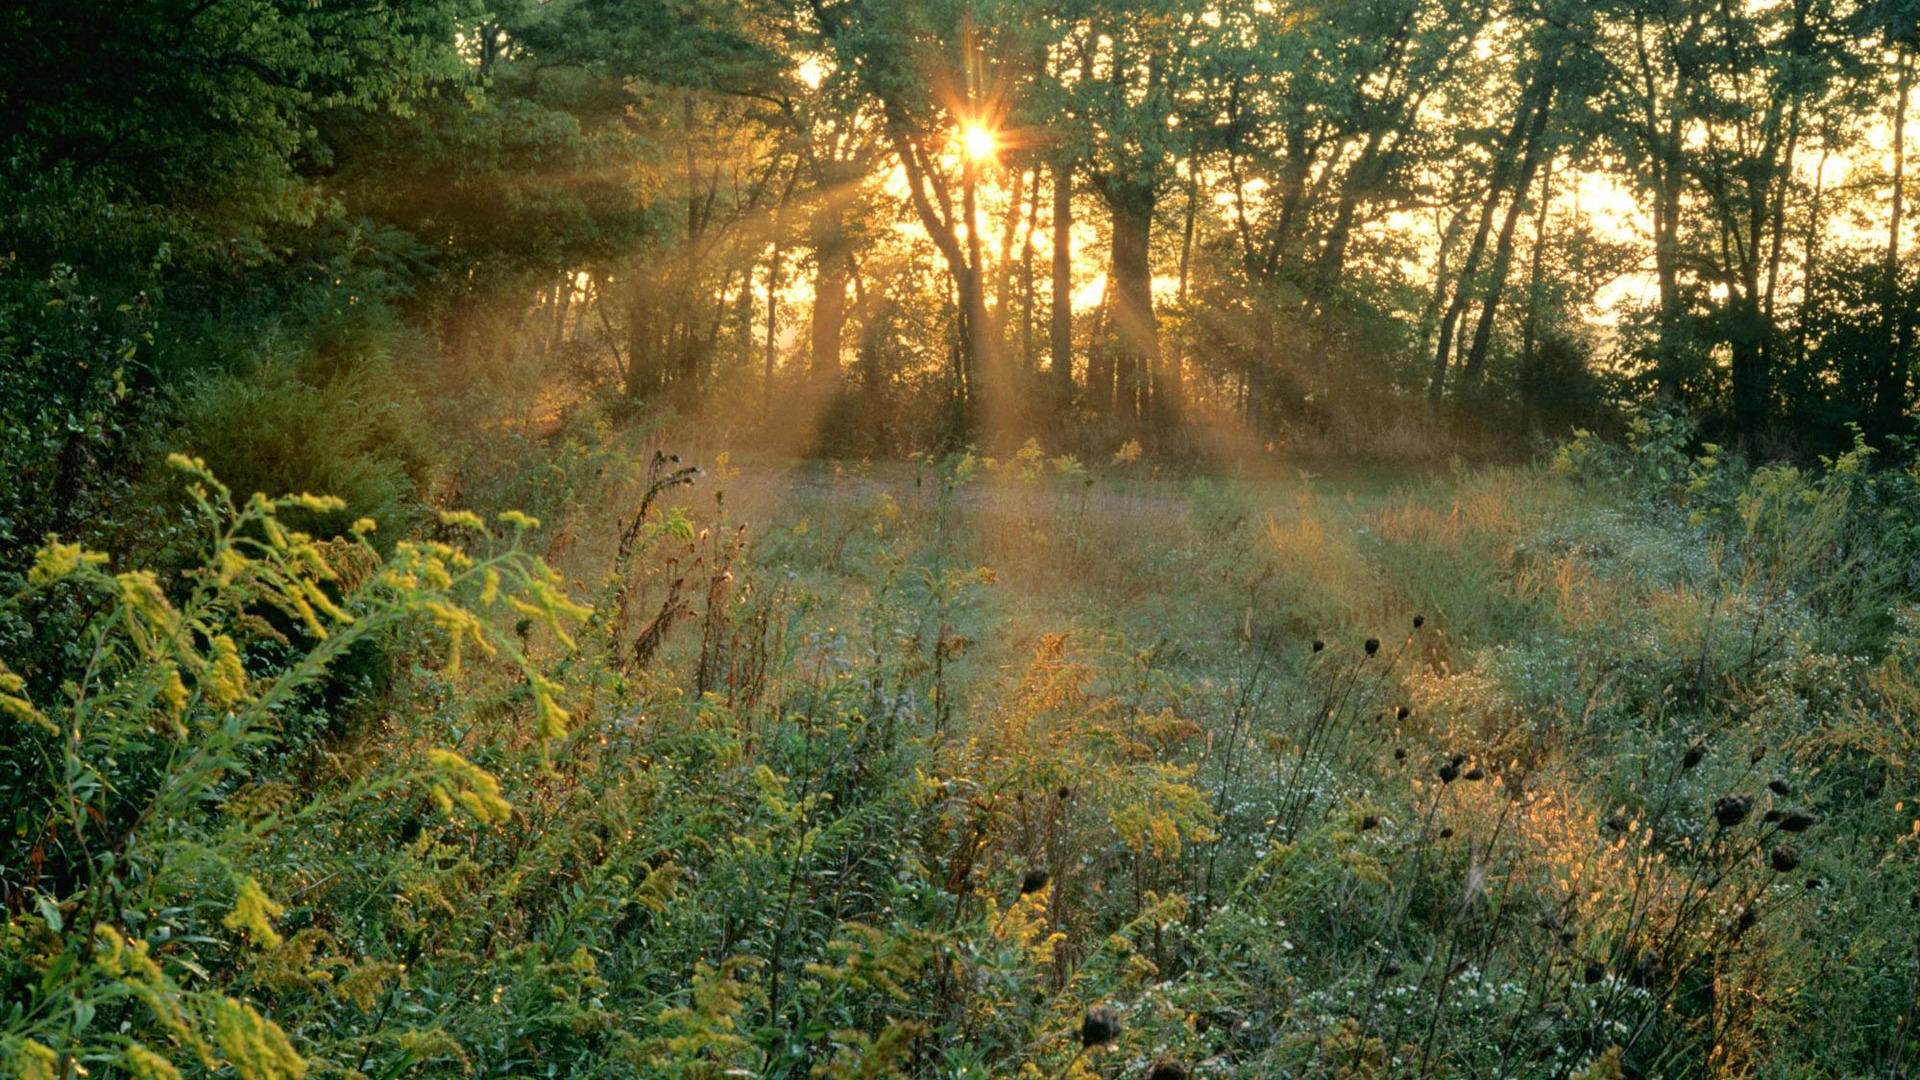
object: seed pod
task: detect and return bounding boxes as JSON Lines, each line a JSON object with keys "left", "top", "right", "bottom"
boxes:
{"left": 1396, "top": 706, "right": 1411, "bottom": 721}
{"left": 1439, "top": 762, "right": 1460, "bottom": 784}
{"left": 1057, "top": 785, "right": 1072, "bottom": 801}
{"left": 1312, "top": 639, "right": 1326, "bottom": 653}
{"left": 1628, "top": 951, "right": 1663, "bottom": 988}
{"left": 1360, "top": 815, "right": 1379, "bottom": 831}
{"left": 1439, "top": 827, "right": 1455, "bottom": 839}
{"left": 1464, "top": 767, "right": 1487, "bottom": 782}
{"left": 1713, "top": 794, "right": 1754, "bottom": 828}
{"left": 1683, "top": 743, "right": 1706, "bottom": 770}
{"left": 1394, "top": 747, "right": 1408, "bottom": 761}
{"left": 1364, "top": 637, "right": 1381, "bottom": 656}
{"left": 1413, "top": 614, "right": 1426, "bottom": 628}
{"left": 1583, "top": 962, "right": 1605, "bottom": 985}
{"left": 1148, "top": 1062, "right": 1189, "bottom": 1080}
{"left": 1380, "top": 960, "right": 1403, "bottom": 977}
{"left": 1763, "top": 809, "right": 1783, "bottom": 824}
{"left": 1081, "top": 1005, "right": 1122, "bottom": 1048}
{"left": 1604, "top": 814, "right": 1628, "bottom": 834}
{"left": 1767, "top": 778, "right": 1792, "bottom": 797}
{"left": 1778, "top": 810, "right": 1816, "bottom": 833}
{"left": 1770, "top": 845, "right": 1801, "bottom": 873}
{"left": 1020, "top": 868, "right": 1051, "bottom": 895}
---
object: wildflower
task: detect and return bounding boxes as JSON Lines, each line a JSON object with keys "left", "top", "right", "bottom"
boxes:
{"left": 1713, "top": 795, "right": 1754, "bottom": 828}
{"left": 1020, "top": 868, "right": 1051, "bottom": 895}
{"left": 1413, "top": 614, "right": 1425, "bottom": 628}
{"left": 1683, "top": 743, "right": 1706, "bottom": 770}
{"left": 1770, "top": 845, "right": 1801, "bottom": 873}
{"left": 1, "top": 662, "right": 54, "bottom": 734}
{"left": 1778, "top": 810, "right": 1817, "bottom": 833}
{"left": 1364, "top": 637, "right": 1380, "bottom": 656}
{"left": 1149, "top": 1062, "right": 1189, "bottom": 1080}
{"left": 222, "top": 876, "right": 285, "bottom": 949}
{"left": 1081, "top": 1004, "right": 1121, "bottom": 1048}
{"left": 28, "top": 538, "right": 108, "bottom": 584}
{"left": 1767, "top": 778, "right": 1792, "bottom": 797}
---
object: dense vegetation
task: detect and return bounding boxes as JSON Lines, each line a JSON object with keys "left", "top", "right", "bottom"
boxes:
{"left": 6, "top": 0, "right": 1920, "bottom": 1078}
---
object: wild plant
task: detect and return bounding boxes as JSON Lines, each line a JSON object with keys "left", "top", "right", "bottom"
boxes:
{"left": 0, "top": 456, "right": 582, "bottom": 1080}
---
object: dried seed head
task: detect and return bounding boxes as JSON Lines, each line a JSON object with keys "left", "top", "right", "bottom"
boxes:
{"left": 1364, "top": 637, "right": 1381, "bottom": 656}
{"left": 1192, "top": 1013, "right": 1211, "bottom": 1034}
{"left": 1604, "top": 814, "right": 1628, "bottom": 834}
{"left": 1778, "top": 809, "right": 1817, "bottom": 833}
{"left": 1464, "top": 767, "right": 1487, "bottom": 782}
{"left": 1413, "top": 614, "right": 1426, "bottom": 628}
{"left": 1396, "top": 706, "right": 1411, "bottom": 721}
{"left": 1770, "top": 845, "right": 1801, "bottom": 873}
{"left": 1020, "top": 868, "right": 1051, "bottom": 895}
{"left": 1438, "top": 762, "right": 1460, "bottom": 784}
{"left": 1394, "top": 747, "right": 1408, "bottom": 761}
{"left": 1439, "top": 826, "right": 1455, "bottom": 839}
{"left": 1763, "top": 809, "right": 1783, "bottom": 824}
{"left": 1081, "top": 1005, "right": 1122, "bottom": 1048}
{"left": 1628, "top": 951, "right": 1664, "bottom": 988}
{"left": 1148, "top": 1061, "right": 1189, "bottom": 1080}
{"left": 1683, "top": 743, "right": 1707, "bottom": 770}
{"left": 1750, "top": 745, "right": 1765, "bottom": 765}
{"left": 1451, "top": 753, "right": 1468, "bottom": 767}
{"left": 1057, "top": 785, "right": 1072, "bottom": 801}
{"left": 1713, "top": 794, "right": 1754, "bottom": 828}
{"left": 1380, "top": 959, "right": 1404, "bottom": 977}
{"left": 1767, "top": 778, "right": 1792, "bottom": 797}
{"left": 1312, "top": 639, "right": 1326, "bottom": 653}
{"left": 1583, "top": 962, "right": 1606, "bottom": 985}
{"left": 1360, "top": 814, "right": 1379, "bottom": 831}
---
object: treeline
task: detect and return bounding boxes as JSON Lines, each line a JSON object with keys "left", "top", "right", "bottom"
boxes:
{"left": 4, "top": 0, "right": 1920, "bottom": 498}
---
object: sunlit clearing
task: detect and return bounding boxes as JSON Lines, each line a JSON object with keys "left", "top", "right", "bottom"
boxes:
{"left": 962, "top": 125, "right": 996, "bottom": 162}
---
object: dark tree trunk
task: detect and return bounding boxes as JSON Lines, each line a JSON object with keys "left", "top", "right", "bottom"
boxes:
{"left": 1105, "top": 181, "right": 1158, "bottom": 428}
{"left": 1461, "top": 68, "right": 1557, "bottom": 387}
{"left": 1050, "top": 158, "right": 1075, "bottom": 398}
{"left": 1873, "top": 46, "right": 1912, "bottom": 443}
{"left": 811, "top": 204, "right": 847, "bottom": 388}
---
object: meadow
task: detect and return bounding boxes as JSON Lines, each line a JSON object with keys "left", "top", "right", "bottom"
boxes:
{"left": 9, "top": 410, "right": 1919, "bottom": 1079}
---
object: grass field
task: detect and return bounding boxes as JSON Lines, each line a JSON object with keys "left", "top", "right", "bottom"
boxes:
{"left": 8, "top": 428, "right": 1920, "bottom": 1078}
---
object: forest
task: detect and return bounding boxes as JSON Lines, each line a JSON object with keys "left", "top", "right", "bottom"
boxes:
{"left": 6, "top": 0, "right": 1920, "bottom": 1077}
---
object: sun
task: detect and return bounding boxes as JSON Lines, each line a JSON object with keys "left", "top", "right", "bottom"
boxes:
{"left": 961, "top": 125, "right": 997, "bottom": 162}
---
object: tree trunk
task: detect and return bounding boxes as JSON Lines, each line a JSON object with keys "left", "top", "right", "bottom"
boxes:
{"left": 1105, "top": 181, "right": 1158, "bottom": 429}
{"left": 811, "top": 203, "right": 847, "bottom": 389}
{"left": 1461, "top": 68, "right": 1557, "bottom": 387}
{"left": 1874, "top": 46, "right": 1912, "bottom": 443}
{"left": 1430, "top": 60, "right": 1550, "bottom": 405}
{"left": 1050, "top": 158, "right": 1075, "bottom": 398}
